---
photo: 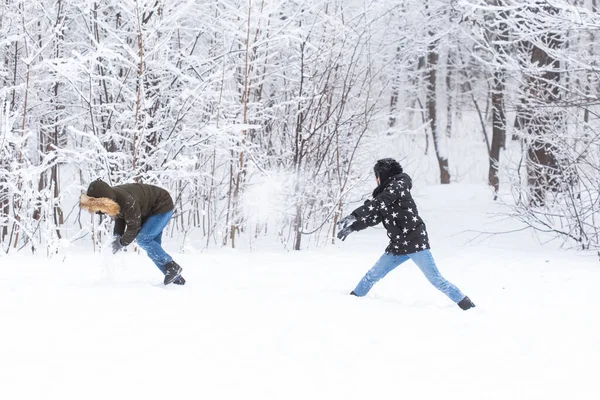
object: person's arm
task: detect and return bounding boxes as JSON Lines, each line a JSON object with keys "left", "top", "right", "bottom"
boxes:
{"left": 118, "top": 196, "right": 142, "bottom": 246}
{"left": 113, "top": 217, "right": 125, "bottom": 236}
{"left": 348, "top": 199, "right": 382, "bottom": 231}
{"left": 337, "top": 183, "right": 402, "bottom": 241}
{"left": 349, "top": 187, "right": 399, "bottom": 231}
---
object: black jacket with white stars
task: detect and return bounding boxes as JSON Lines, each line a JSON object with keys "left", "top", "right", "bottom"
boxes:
{"left": 350, "top": 173, "right": 430, "bottom": 255}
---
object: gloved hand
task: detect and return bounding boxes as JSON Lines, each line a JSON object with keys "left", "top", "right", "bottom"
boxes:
{"left": 337, "top": 214, "right": 356, "bottom": 231}
{"left": 337, "top": 225, "right": 354, "bottom": 241}
{"left": 111, "top": 236, "right": 124, "bottom": 254}
{"left": 337, "top": 214, "right": 357, "bottom": 242}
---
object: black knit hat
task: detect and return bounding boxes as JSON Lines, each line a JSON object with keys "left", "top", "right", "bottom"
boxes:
{"left": 373, "top": 158, "right": 403, "bottom": 183}
{"left": 86, "top": 179, "right": 115, "bottom": 200}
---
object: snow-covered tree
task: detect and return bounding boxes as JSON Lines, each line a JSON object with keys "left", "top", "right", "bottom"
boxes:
{"left": 2, "top": 0, "right": 600, "bottom": 253}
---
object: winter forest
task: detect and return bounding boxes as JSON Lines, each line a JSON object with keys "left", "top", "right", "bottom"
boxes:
{"left": 4, "top": 1, "right": 600, "bottom": 398}
{"left": 1, "top": 0, "right": 600, "bottom": 254}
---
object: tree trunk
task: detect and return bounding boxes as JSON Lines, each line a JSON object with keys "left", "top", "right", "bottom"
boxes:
{"left": 446, "top": 51, "right": 453, "bottom": 138}
{"left": 523, "top": 12, "right": 562, "bottom": 206}
{"left": 489, "top": 69, "right": 505, "bottom": 196}
{"left": 230, "top": 1, "right": 253, "bottom": 249}
{"left": 488, "top": 7, "right": 508, "bottom": 196}
{"left": 389, "top": 46, "right": 401, "bottom": 128}
{"left": 426, "top": 40, "right": 450, "bottom": 184}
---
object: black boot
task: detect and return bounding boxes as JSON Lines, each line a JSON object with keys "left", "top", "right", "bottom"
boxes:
{"left": 172, "top": 276, "right": 186, "bottom": 285}
{"left": 164, "top": 261, "right": 183, "bottom": 285}
{"left": 350, "top": 291, "right": 358, "bottom": 296}
{"left": 457, "top": 296, "right": 475, "bottom": 310}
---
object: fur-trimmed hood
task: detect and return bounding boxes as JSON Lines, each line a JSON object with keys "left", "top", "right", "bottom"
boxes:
{"left": 80, "top": 194, "right": 120, "bottom": 217}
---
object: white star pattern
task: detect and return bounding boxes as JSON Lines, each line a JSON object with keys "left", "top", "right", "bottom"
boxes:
{"left": 351, "top": 175, "right": 429, "bottom": 254}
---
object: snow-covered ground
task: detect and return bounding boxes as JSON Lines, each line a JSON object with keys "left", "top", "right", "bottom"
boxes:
{"left": 1, "top": 184, "right": 598, "bottom": 400}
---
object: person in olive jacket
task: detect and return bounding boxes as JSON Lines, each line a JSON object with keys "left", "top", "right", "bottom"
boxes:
{"left": 337, "top": 158, "right": 475, "bottom": 310}
{"left": 80, "top": 179, "right": 184, "bottom": 285}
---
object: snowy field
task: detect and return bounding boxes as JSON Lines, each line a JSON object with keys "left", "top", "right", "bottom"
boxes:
{"left": 1, "top": 184, "right": 599, "bottom": 400}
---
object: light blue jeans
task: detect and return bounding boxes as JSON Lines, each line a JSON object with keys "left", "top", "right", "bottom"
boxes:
{"left": 353, "top": 250, "right": 465, "bottom": 303}
{"left": 136, "top": 210, "right": 174, "bottom": 274}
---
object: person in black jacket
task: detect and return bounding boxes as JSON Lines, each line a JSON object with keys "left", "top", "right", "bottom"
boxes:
{"left": 337, "top": 159, "right": 475, "bottom": 310}
{"left": 80, "top": 179, "right": 184, "bottom": 285}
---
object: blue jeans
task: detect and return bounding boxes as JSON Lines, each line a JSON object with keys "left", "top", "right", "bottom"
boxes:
{"left": 352, "top": 250, "right": 465, "bottom": 303}
{"left": 136, "top": 210, "right": 174, "bottom": 275}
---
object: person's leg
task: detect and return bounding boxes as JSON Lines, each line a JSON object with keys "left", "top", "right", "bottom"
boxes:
{"left": 136, "top": 210, "right": 174, "bottom": 274}
{"left": 150, "top": 231, "right": 167, "bottom": 274}
{"left": 408, "top": 250, "right": 465, "bottom": 303}
{"left": 156, "top": 231, "right": 185, "bottom": 284}
{"left": 352, "top": 253, "right": 410, "bottom": 296}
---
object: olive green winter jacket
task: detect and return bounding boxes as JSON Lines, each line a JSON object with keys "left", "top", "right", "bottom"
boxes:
{"left": 80, "top": 180, "right": 174, "bottom": 246}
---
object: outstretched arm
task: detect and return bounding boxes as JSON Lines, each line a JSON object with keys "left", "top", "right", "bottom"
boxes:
{"left": 349, "top": 199, "right": 382, "bottom": 231}
{"left": 349, "top": 186, "right": 399, "bottom": 231}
